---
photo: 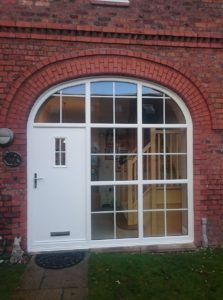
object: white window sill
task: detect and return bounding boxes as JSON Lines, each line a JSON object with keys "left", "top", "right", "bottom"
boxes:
{"left": 90, "top": 0, "right": 130, "bottom": 7}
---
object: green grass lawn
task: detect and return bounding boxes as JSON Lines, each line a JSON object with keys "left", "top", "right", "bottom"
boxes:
{"left": 0, "top": 263, "right": 26, "bottom": 300}
{"left": 89, "top": 248, "right": 223, "bottom": 300}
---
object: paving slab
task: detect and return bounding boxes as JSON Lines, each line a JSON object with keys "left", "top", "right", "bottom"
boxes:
{"left": 10, "top": 253, "right": 89, "bottom": 300}
{"left": 41, "top": 257, "right": 88, "bottom": 289}
{"left": 62, "top": 288, "right": 88, "bottom": 300}
{"left": 15, "top": 260, "right": 44, "bottom": 290}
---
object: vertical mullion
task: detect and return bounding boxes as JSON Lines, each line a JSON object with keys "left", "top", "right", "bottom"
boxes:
{"left": 163, "top": 94, "right": 167, "bottom": 236}
{"left": 60, "top": 91, "right": 62, "bottom": 123}
{"left": 113, "top": 129, "right": 116, "bottom": 182}
{"left": 113, "top": 128, "right": 116, "bottom": 239}
{"left": 164, "top": 184, "right": 167, "bottom": 236}
{"left": 86, "top": 81, "right": 92, "bottom": 242}
{"left": 137, "top": 83, "right": 143, "bottom": 239}
{"left": 113, "top": 82, "right": 116, "bottom": 239}
{"left": 113, "top": 82, "right": 115, "bottom": 124}
{"left": 86, "top": 82, "right": 91, "bottom": 124}
{"left": 113, "top": 82, "right": 116, "bottom": 181}
{"left": 114, "top": 185, "right": 117, "bottom": 239}
{"left": 59, "top": 138, "right": 62, "bottom": 166}
{"left": 163, "top": 92, "right": 166, "bottom": 124}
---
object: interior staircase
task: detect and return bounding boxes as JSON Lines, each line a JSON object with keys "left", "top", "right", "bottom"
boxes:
{"left": 120, "top": 128, "right": 186, "bottom": 235}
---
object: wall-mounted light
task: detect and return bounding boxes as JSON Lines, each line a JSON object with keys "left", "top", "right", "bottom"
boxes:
{"left": 0, "top": 128, "right": 14, "bottom": 146}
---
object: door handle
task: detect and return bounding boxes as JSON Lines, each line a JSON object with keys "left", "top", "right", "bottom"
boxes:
{"left": 34, "top": 173, "right": 43, "bottom": 188}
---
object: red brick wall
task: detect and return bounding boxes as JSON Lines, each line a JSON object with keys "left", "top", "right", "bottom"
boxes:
{"left": 0, "top": 1, "right": 223, "bottom": 251}
{"left": 0, "top": 0, "right": 222, "bottom": 33}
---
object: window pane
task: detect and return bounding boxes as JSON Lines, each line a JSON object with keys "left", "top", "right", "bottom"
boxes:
{"left": 91, "top": 82, "right": 113, "bottom": 96}
{"left": 61, "top": 152, "right": 66, "bottom": 165}
{"left": 91, "top": 155, "right": 114, "bottom": 181}
{"left": 116, "top": 212, "right": 138, "bottom": 239}
{"left": 115, "top": 82, "right": 137, "bottom": 96}
{"left": 166, "top": 129, "right": 187, "bottom": 153}
{"left": 166, "top": 210, "right": 188, "bottom": 236}
{"left": 55, "top": 153, "right": 60, "bottom": 166}
{"left": 165, "top": 98, "right": 186, "bottom": 124}
{"left": 166, "top": 184, "right": 188, "bottom": 209}
{"left": 143, "top": 184, "right": 164, "bottom": 210}
{"left": 91, "top": 97, "right": 113, "bottom": 123}
{"left": 62, "top": 96, "right": 85, "bottom": 123}
{"left": 116, "top": 155, "right": 137, "bottom": 180}
{"left": 55, "top": 138, "right": 60, "bottom": 151}
{"left": 143, "top": 155, "right": 164, "bottom": 180}
{"left": 116, "top": 185, "right": 138, "bottom": 211}
{"left": 144, "top": 211, "right": 165, "bottom": 237}
{"left": 91, "top": 128, "right": 113, "bottom": 154}
{"left": 115, "top": 98, "right": 137, "bottom": 123}
{"left": 61, "top": 84, "right": 85, "bottom": 95}
{"left": 91, "top": 186, "right": 114, "bottom": 212}
{"left": 166, "top": 154, "right": 187, "bottom": 179}
{"left": 61, "top": 139, "right": 66, "bottom": 151}
{"left": 55, "top": 138, "right": 66, "bottom": 166}
{"left": 35, "top": 96, "right": 60, "bottom": 123}
{"left": 91, "top": 213, "right": 114, "bottom": 240}
{"left": 142, "top": 86, "right": 162, "bottom": 96}
{"left": 142, "top": 98, "right": 163, "bottom": 124}
{"left": 116, "top": 128, "right": 137, "bottom": 154}
{"left": 143, "top": 129, "right": 164, "bottom": 154}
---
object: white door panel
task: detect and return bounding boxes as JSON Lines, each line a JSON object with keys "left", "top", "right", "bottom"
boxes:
{"left": 28, "top": 127, "right": 86, "bottom": 251}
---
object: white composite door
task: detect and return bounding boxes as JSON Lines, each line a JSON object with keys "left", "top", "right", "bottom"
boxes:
{"left": 28, "top": 127, "right": 87, "bottom": 252}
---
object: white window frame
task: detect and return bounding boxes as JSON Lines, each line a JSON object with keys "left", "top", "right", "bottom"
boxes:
{"left": 29, "top": 77, "right": 194, "bottom": 249}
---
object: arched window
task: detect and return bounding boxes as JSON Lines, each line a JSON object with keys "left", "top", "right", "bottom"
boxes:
{"left": 32, "top": 78, "right": 193, "bottom": 246}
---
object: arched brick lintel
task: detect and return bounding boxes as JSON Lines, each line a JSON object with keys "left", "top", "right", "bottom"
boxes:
{"left": 4, "top": 49, "right": 212, "bottom": 129}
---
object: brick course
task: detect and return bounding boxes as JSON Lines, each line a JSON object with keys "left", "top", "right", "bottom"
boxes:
{"left": 0, "top": 1, "right": 223, "bottom": 251}
{"left": 0, "top": 0, "right": 222, "bottom": 33}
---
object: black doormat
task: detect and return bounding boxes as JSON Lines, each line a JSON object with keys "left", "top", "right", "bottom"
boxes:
{"left": 35, "top": 251, "right": 86, "bottom": 269}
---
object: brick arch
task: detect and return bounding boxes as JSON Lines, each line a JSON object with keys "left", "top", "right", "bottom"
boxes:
{"left": 4, "top": 48, "right": 211, "bottom": 129}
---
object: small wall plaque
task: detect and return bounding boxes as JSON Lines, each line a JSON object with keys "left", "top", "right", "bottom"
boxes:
{"left": 3, "top": 151, "right": 22, "bottom": 167}
{"left": 0, "top": 128, "right": 14, "bottom": 146}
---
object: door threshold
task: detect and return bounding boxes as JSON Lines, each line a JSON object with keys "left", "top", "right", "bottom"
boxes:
{"left": 91, "top": 243, "right": 197, "bottom": 253}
